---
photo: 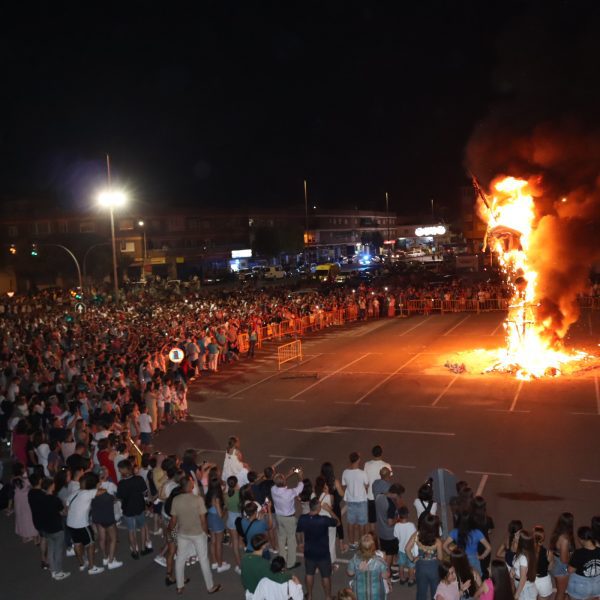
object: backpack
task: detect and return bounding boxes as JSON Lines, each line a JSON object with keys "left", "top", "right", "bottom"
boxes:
{"left": 418, "top": 500, "right": 434, "bottom": 526}
{"left": 164, "top": 486, "right": 184, "bottom": 518}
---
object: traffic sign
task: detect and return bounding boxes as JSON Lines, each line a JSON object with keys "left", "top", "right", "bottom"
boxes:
{"left": 168, "top": 348, "right": 184, "bottom": 363}
{"left": 75, "top": 302, "right": 86, "bottom": 314}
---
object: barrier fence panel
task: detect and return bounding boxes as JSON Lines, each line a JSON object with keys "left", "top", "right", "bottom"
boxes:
{"left": 277, "top": 340, "right": 303, "bottom": 370}
{"left": 237, "top": 333, "right": 249, "bottom": 354}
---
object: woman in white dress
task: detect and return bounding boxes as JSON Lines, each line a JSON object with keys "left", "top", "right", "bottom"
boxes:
{"left": 222, "top": 436, "right": 249, "bottom": 486}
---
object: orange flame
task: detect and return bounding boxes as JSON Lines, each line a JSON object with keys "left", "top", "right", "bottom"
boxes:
{"left": 481, "top": 176, "right": 586, "bottom": 380}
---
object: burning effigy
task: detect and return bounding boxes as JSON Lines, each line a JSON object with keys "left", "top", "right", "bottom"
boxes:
{"left": 474, "top": 175, "right": 589, "bottom": 379}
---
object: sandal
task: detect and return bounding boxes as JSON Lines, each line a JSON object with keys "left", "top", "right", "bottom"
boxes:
{"left": 208, "top": 584, "right": 222, "bottom": 594}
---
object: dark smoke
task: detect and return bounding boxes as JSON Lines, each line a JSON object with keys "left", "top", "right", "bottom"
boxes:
{"left": 465, "top": 5, "right": 600, "bottom": 344}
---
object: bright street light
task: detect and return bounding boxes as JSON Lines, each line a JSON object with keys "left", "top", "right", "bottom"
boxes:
{"left": 98, "top": 187, "right": 127, "bottom": 305}
{"left": 98, "top": 190, "right": 127, "bottom": 208}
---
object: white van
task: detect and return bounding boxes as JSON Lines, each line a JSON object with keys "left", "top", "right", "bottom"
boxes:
{"left": 263, "top": 266, "right": 286, "bottom": 279}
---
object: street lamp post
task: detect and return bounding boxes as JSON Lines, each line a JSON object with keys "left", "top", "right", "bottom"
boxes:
{"left": 98, "top": 155, "right": 126, "bottom": 305}
{"left": 138, "top": 220, "right": 147, "bottom": 280}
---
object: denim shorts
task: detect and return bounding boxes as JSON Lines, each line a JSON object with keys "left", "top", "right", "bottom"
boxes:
{"left": 550, "top": 556, "right": 569, "bottom": 577}
{"left": 346, "top": 501, "right": 368, "bottom": 525}
{"left": 124, "top": 513, "right": 146, "bottom": 531}
{"left": 398, "top": 551, "right": 415, "bottom": 569}
{"left": 566, "top": 574, "right": 600, "bottom": 600}
{"left": 226, "top": 511, "right": 240, "bottom": 531}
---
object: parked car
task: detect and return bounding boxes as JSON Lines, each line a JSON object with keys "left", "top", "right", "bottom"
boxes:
{"left": 263, "top": 266, "right": 286, "bottom": 279}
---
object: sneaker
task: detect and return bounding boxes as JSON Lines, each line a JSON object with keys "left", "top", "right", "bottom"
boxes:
{"left": 52, "top": 571, "right": 71, "bottom": 581}
{"left": 391, "top": 574, "right": 401, "bottom": 583}
{"left": 88, "top": 566, "right": 104, "bottom": 575}
{"left": 140, "top": 547, "right": 153, "bottom": 556}
{"left": 154, "top": 556, "right": 167, "bottom": 567}
{"left": 216, "top": 563, "right": 231, "bottom": 573}
{"left": 107, "top": 560, "right": 123, "bottom": 570}
{"left": 102, "top": 558, "right": 109, "bottom": 566}
{"left": 211, "top": 562, "right": 218, "bottom": 570}
{"left": 152, "top": 529, "right": 162, "bottom": 536}
{"left": 79, "top": 564, "right": 88, "bottom": 572}
{"left": 349, "top": 543, "right": 358, "bottom": 551}
{"left": 65, "top": 547, "right": 76, "bottom": 557}
{"left": 234, "top": 566, "right": 241, "bottom": 575}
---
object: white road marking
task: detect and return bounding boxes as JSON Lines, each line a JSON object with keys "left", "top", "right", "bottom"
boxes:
{"left": 288, "top": 353, "right": 370, "bottom": 400}
{"left": 398, "top": 317, "right": 432, "bottom": 336}
{"left": 589, "top": 312, "right": 594, "bottom": 336}
{"left": 443, "top": 315, "right": 471, "bottom": 336}
{"left": 288, "top": 425, "right": 455, "bottom": 437}
{"left": 390, "top": 464, "right": 417, "bottom": 469}
{"left": 408, "top": 405, "right": 449, "bottom": 409}
{"left": 274, "top": 398, "right": 306, "bottom": 403}
{"left": 431, "top": 375, "right": 459, "bottom": 407}
{"left": 229, "top": 353, "right": 322, "bottom": 398}
{"left": 195, "top": 448, "right": 226, "bottom": 455}
{"left": 271, "top": 457, "right": 286, "bottom": 468}
{"left": 476, "top": 474, "right": 489, "bottom": 496}
{"left": 354, "top": 353, "right": 422, "bottom": 405}
{"left": 509, "top": 380, "right": 524, "bottom": 412}
{"left": 490, "top": 320, "right": 505, "bottom": 336}
{"left": 466, "top": 470, "right": 512, "bottom": 477}
{"left": 189, "top": 414, "right": 241, "bottom": 424}
{"left": 595, "top": 376, "right": 600, "bottom": 416}
{"left": 335, "top": 401, "right": 371, "bottom": 405}
{"left": 268, "top": 454, "right": 315, "bottom": 462}
{"left": 487, "top": 408, "right": 530, "bottom": 414}
{"left": 571, "top": 412, "right": 599, "bottom": 416}
{"left": 580, "top": 479, "right": 600, "bottom": 484}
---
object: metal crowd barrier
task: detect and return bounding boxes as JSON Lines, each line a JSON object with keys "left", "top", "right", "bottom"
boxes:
{"left": 277, "top": 339, "right": 303, "bottom": 370}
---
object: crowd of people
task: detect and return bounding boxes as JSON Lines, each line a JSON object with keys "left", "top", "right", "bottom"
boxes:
{"left": 0, "top": 279, "right": 599, "bottom": 598}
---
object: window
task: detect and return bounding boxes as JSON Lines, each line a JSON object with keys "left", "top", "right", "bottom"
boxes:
{"left": 34, "top": 221, "right": 51, "bottom": 235}
{"left": 168, "top": 217, "right": 184, "bottom": 232}
{"left": 7, "top": 225, "right": 18, "bottom": 237}
{"left": 119, "top": 241, "right": 135, "bottom": 253}
{"left": 80, "top": 221, "right": 95, "bottom": 233}
{"left": 56, "top": 221, "right": 68, "bottom": 234}
{"left": 119, "top": 219, "right": 134, "bottom": 231}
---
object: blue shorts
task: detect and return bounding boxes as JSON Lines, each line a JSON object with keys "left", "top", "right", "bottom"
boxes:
{"left": 140, "top": 432, "right": 152, "bottom": 445}
{"left": 226, "top": 511, "right": 240, "bottom": 531}
{"left": 567, "top": 574, "right": 600, "bottom": 600}
{"left": 124, "top": 513, "right": 146, "bottom": 531}
{"left": 207, "top": 510, "right": 225, "bottom": 533}
{"left": 550, "top": 556, "right": 568, "bottom": 577}
{"left": 398, "top": 551, "right": 415, "bottom": 569}
{"left": 346, "top": 501, "right": 368, "bottom": 526}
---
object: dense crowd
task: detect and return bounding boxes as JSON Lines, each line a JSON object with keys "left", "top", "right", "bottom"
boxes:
{"left": 0, "top": 280, "right": 599, "bottom": 599}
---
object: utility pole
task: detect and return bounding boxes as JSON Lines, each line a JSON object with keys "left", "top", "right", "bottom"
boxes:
{"left": 385, "top": 191, "right": 390, "bottom": 254}
{"left": 106, "top": 154, "right": 120, "bottom": 305}
{"left": 303, "top": 179, "right": 309, "bottom": 265}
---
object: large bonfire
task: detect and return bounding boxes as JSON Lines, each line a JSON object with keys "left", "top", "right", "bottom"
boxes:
{"left": 477, "top": 176, "right": 587, "bottom": 380}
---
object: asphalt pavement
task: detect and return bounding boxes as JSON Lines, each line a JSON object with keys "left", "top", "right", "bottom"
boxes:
{"left": 3, "top": 309, "right": 599, "bottom": 599}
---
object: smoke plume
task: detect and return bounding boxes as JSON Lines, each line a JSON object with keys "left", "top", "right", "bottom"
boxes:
{"left": 465, "top": 7, "right": 600, "bottom": 345}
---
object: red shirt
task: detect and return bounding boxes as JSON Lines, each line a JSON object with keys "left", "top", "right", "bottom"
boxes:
{"left": 98, "top": 449, "right": 118, "bottom": 483}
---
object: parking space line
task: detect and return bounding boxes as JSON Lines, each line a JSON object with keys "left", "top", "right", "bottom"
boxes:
{"left": 466, "top": 470, "right": 512, "bottom": 477}
{"left": 398, "top": 317, "right": 432, "bottom": 336}
{"left": 408, "top": 405, "right": 449, "bottom": 409}
{"left": 580, "top": 478, "right": 600, "bottom": 484}
{"left": 268, "top": 454, "right": 315, "bottom": 462}
{"left": 476, "top": 474, "right": 489, "bottom": 495}
{"left": 230, "top": 353, "right": 322, "bottom": 398}
{"left": 431, "top": 375, "right": 459, "bottom": 406}
{"left": 443, "top": 315, "right": 471, "bottom": 336}
{"left": 509, "top": 380, "right": 524, "bottom": 412}
{"left": 274, "top": 398, "right": 306, "bottom": 403}
{"left": 288, "top": 353, "right": 370, "bottom": 400}
{"left": 354, "top": 353, "right": 422, "bottom": 405}
{"left": 391, "top": 464, "right": 417, "bottom": 469}
{"left": 490, "top": 320, "right": 505, "bottom": 336}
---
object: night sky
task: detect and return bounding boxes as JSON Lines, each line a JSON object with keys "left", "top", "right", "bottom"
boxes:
{"left": 0, "top": 1, "right": 597, "bottom": 217}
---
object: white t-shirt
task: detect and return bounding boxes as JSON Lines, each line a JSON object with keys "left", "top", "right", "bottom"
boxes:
{"left": 393, "top": 521, "right": 417, "bottom": 555}
{"left": 513, "top": 553, "right": 529, "bottom": 580}
{"left": 342, "top": 468, "right": 369, "bottom": 502}
{"left": 413, "top": 498, "right": 438, "bottom": 518}
{"left": 253, "top": 577, "right": 304, "bottom": 600}
{"left": 66, "top": 489, "right": 97, "bottom": 529}
{"left": 35, "top": 443, "right": 51, "bottom": 476}
{"left": 364, "top": 459, "right": 391, "bottom": 500}
{"left": 101, "top": 481, "right": 117, "bottom": 496}
{"left": 139, "top": 413, "right": 152, "bottom": 433}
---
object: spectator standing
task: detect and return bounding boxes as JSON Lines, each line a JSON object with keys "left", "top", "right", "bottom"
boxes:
{"left": 252, "top": 557, "right": 304, "bottom": 600}
{"left": 342, "top": 452, "right": 369, "bottom": 549}
{"left": 394, "top": 505, "right": 417, "bottom": 585}
{"left": 347, "top": 533, "right": 390, "bottom": 600}
{"left": 271, "top": 468, "right": 304, "bottom": 569}
{"left": 364, "top": 445, "right": 391, "bottom": 531}
{"left": 117, "top": 459, "right": 152, "bottom": 559}
{"left": 375, "top": 483, "right": 404, "bottom": 578}
{"left": 296, "top": 497, "right": 339, "bottom": 600}
{"left": 550, "top": 512, "right": 575, "bottom": 600}
{"left": 168, "top": 475, "right": 221, "bottom": 594}
{"left": 566, "top": 526, "right": 600, "bottom": 600}
{"left": 241, "top": 533, "right": 291, "bottom": 599}
{"left": 406, "top": 514, "right": 444, "bottom": 600}
{"left": 511, "top": 530, "right": 538, "bottom": 600}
